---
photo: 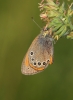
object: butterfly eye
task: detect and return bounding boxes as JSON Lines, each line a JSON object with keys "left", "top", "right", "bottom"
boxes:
{"left": 30, "top": 51, "right": 33, "bottom": 55}
{"left": 38, "top": 62, "right": 41, "bottom": 66}
{"left": 34, "top": 62, "right": 36, "bottom": 65}
{"left": 43, "top": 27, "right": 49, "bottom": 31}
{"left": 45, "top": 28, "right": 49, "bottom": 31}
{"left": 43, "top": 62, "right": 46, "bottom": 66}
{"left": 31, "top": 58, "right": 34, "bottom": 61}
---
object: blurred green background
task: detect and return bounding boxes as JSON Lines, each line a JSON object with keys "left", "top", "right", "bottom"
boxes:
{"left": 1, "top": 0, "right": 73, "bottom": 100}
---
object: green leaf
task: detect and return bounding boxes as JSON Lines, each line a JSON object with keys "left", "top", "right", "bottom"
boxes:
{"left": 59, "top": 26, "right": 67, "bottom": 37}
{"left": 54, "top": 25, "right": 65, "bottom": 35}
{"left": 53, "top": 23, "right": 63, "bottom": 32}
{"left": 51, "top": 17, "right": 63, "bottom": 24}
{"left": 67, "top": 31, "right": 73, "bottom": 39}
{"left": 59, "top": 2, "right": 65, "bottom": 14}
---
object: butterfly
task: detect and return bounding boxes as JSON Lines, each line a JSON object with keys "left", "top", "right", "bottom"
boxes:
{"left": 21, "top": 28, "right": 54, "bottom": 75}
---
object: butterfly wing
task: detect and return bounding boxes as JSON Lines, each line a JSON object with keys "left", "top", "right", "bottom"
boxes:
{"left": 21, "top": 30, "right": 54, "bottom": 75}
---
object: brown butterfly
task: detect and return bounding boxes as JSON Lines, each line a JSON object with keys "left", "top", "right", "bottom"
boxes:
{"left": 21, "top": 28, "right": 54, "bottom": 75}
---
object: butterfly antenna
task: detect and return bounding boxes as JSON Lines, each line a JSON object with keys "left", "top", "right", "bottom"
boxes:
{"left": 31, "top": 17, "right": 42, "bottom": 29}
